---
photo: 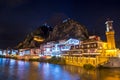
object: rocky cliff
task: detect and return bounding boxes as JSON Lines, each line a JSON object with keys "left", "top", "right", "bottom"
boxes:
{"left": 16, "top": 24, "right": 52, "bottom": 49}
{"left": 47, "top": 19, "right": 88, "bottom": 41}
{"left": 16, "top": 19, "right": 89, "bottom": 49}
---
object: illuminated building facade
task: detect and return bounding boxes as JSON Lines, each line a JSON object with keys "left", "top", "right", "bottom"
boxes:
{"left": 41, "top": 42, "right": 54, "bottom": 56}
{"left": 0, "top": 50, "right": 2, "bottom": 55}
{"left": 19, "top": 49, "right": 30, "bottom": 56}
{"left": 40, "top": 38, "right": 80, "bottom": 56}
{"left": 65, "top": 35, "right": 107, "bottom": 56}
{"left": 66, "top": 20, "right": 118, "bottom": 57}
{"left": 30, "top": 48, "right": 41, "bottom": 55}
{"left": 79, "top": 36, "right": 107, "bottom": 56}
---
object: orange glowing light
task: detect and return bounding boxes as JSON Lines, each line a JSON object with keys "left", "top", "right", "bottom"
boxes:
{"left": 33, "top": 36, "right": 44, "bottom": 42}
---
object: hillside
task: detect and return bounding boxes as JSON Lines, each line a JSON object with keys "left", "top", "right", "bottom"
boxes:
{"left": 16, "top": 19, "right": 89, "bottom": 49}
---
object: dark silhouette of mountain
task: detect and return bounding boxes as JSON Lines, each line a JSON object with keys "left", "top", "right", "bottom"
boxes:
{"left": 16, "top": 19, "right": 88, "bottom": 49}
{"left": 16, "top": 24, "right": 53, "bottom": 49}
{"left": 46, "top": 19, "right": 88, "bottom": 41}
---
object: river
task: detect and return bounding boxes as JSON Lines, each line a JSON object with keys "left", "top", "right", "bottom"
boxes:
{"left": 0, "top": 58, "right": 120, "bottom": 80}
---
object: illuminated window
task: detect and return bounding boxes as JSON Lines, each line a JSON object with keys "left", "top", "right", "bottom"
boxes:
{"left": 84, "top": 49, "right": 87, "bottom": 53}
{"left": 46, "top": 48, "right": 50, "bottom": 51}
{"left": 81, "top": 45, "right": 84, "bottom": 48}
{"left": 93, "top": 43, "right": 97, "bottom": 47}
{"left": 75, "top": 45, "right": 79, "bottom": 49}
{"left": 91, "top": 44, "right": 93, "bottom": 48}
{"left": 87, "top": 45, "right": 90, "bottom": 48}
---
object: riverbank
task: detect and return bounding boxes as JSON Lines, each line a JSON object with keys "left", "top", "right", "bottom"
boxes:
{"left": 0, "top": 55, "right": 96, "bottom": 70}
{"left": 4, "top": 55, "right": 120, "bottom": 70}
{"left": 0, "top": 55, "right": 66, "bottom": 65}
{"left": 3, "top": 55, "right": 120, "bottom": 70}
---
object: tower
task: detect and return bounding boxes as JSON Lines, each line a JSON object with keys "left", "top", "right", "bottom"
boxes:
{"left": 105, "top": 20, "right": 116, "bottom": 49}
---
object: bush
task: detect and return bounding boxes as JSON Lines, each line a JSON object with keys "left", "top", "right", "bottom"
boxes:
{"left": 39, "top": 57, "right": 48, "bottom": 62}
{"left": 83, "top": 64, "right": 95, "bottom": 70}
{"left": 21, "top": 58, "right": 25, "bottom": 61}
{"left": 40, "top": 56, "right": 66, "bottom": 65}
{"left": 47, "top": 56, "right": 66, "bottom": 65}
{"left": 29, "top": 58, "right": 39, "bottom": 61}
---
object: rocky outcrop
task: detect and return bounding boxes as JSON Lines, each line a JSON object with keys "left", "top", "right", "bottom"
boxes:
{"left": 16, "top": 19, "right": 89, "bottom": 49}
{"left": 16, "top": 25, "right": 52, "bottom": 49}
{"left": 46, "top": 19, "right": 88, "bottom": 41}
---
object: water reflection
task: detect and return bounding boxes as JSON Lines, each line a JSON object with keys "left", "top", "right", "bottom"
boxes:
{"left": 0, "top": 58, "right": 120, "bottom": 80}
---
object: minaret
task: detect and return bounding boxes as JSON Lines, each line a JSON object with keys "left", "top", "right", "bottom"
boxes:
{"left": 105, "top": 20, "right": 116, "bottom": 49}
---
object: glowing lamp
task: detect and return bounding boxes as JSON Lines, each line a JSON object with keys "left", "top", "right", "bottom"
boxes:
{"left": 34, "top": 36, "right": 44, "bottom": 42}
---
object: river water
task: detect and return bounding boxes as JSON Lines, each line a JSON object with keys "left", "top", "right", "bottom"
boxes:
{"left": 0, "top": 58, "right": 120, "bottom": 80}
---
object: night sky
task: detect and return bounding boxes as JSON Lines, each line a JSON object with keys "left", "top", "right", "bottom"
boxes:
{"left": 0, "top": 0, "right": 120, "bottom": 49}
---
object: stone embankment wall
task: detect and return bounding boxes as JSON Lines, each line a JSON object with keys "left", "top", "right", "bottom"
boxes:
{"left": 62, "top": 56, "right": 109, "bottom": 67}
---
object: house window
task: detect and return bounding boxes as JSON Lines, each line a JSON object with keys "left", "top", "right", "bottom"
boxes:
{"left": 75, "top": 45, "right": 79, "bottom": 49}
{"left": 81, "top": 45, "right": 84, "bottom": 48}
{"left": 93, "top": 43, "right": 97, "bottom": 48}
{"left": 87, "top": 44, "right": 90, "bottom": 48}
{"left": 70, "top": 46, "right": 74, "bottom": 50}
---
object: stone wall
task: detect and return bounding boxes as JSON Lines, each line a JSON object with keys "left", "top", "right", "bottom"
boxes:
{"left": 62, "top": 56, "right": 109, "bottom": 67}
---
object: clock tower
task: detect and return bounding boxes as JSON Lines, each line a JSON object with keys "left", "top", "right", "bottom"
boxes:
{"left": 105, "top": 20, "right": 116, "bottom": 49}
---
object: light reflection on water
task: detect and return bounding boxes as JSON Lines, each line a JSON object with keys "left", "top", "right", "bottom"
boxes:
{"left": 0, "top": 58, "right": 120, "bottom": 80}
